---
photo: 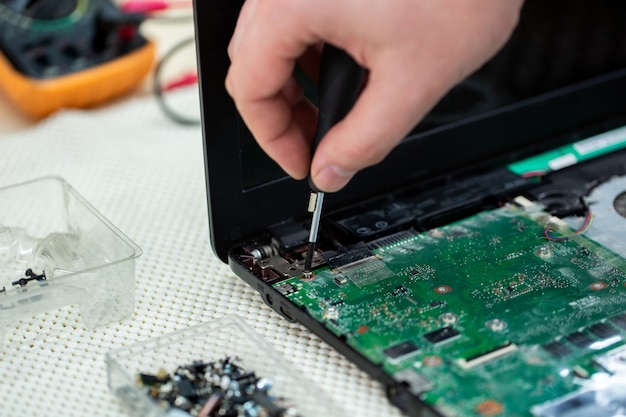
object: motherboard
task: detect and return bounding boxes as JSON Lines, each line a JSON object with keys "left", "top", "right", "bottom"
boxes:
{"left": 271, "top": 196, "right": 626, "bottom": 417}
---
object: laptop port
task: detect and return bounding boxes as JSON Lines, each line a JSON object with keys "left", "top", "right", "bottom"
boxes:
{"left": 279, "top": 305, "right": 294, "bottom": 322}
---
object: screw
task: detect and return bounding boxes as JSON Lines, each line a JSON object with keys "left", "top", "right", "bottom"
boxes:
{"left": 11, "top": 269, "right": 46, "bottom": 287}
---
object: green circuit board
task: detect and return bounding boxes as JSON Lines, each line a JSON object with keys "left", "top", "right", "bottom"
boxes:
{"left": 274, "top": 198, "right": 626, "bottom": 417}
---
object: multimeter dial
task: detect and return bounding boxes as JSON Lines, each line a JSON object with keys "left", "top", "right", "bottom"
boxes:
{"left": 3, "top": 0, "right": 79, "bottom": 19}
{"left": 0, "top": 0, "right": 89, "bottom": 31}
{"left": 0, "top": 0, "right": 144, "bottom": 78}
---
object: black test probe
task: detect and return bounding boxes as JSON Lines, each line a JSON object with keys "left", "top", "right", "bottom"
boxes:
{"left": 303, "top": 45, "right": 366, "bottom": 277}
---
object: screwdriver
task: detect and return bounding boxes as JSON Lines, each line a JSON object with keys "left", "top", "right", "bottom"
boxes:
{"left": 303, "top": 45, "right": 366, "bottom": 277}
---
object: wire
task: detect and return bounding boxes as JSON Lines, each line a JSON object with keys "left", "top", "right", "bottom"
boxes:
{"left": 544, "top": 211, "right": 594, "bottom": 241}
{"left": 520, "top": 170, "right": 548, "bottom": 179}
{"left": 153, "top": 36, "right": 200, "bottom": 125}
{"left": 121, "top": 1, "right": 191, "bottom": 14}
{"left": 163, "top": 71, "right": 197, "bottom": 91}
{"left": 121, "top": 1, "right": 193, "bottom": 22}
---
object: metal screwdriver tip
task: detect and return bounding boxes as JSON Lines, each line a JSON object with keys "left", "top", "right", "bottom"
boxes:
{"left": 304, "top": 192, "right": 325, "bottom": 274}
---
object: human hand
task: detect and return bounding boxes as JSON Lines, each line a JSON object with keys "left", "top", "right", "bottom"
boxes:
{"left": 226, "top": 0, "right": 524, "bottom": 192}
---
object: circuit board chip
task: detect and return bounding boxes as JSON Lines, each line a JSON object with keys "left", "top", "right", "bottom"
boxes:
{"left": 457, "top": 343, "right": 518, "bottom": 370}
{"left": 565, "top": 332, "right": 593, "bottom": 348}
{"left": 543, "top": 340, "right": 572, "bottom": 359}
{"left": 275, "top": 282, "right": 297, "bottom": 296}
{"left": 589, "top": 322, "right": 620, "bottom": 338}
{"left": 333, "top": 274, "right": 348, "bottom": 286}
{"left": 423, "top": 326, "right": 460, "bottom": 345}
{"left": 383, "top": 341, "right": 420, "bottom": 361}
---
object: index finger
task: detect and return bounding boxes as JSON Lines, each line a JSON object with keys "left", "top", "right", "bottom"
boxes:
{"left": 225, "top": 2, "right": 319, "bottom": 179}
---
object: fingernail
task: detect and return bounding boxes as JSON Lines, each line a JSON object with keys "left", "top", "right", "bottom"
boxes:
{"left": 313, "top": 165, "right": 356, "bottom": 192}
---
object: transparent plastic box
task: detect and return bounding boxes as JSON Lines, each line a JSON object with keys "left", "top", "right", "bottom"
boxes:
{"left": 106, "top": 315, "right": 342, "bottom": 417}
{"left": 0, "top": 177, "right": 142, "bottom": 346}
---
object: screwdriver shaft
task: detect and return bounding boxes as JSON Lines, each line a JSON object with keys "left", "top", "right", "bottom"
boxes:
{"left": 302, "top": 45, "right": 364, "bottom": 278}
{"left": 304, "top": 191, "right": 325, "bottom": 275}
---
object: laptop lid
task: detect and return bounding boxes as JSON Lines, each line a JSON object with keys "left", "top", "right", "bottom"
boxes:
{"left": 194, "top": 0, "right": 626, "bottom": 262}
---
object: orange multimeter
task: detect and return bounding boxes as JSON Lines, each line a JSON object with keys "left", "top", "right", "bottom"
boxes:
{"left": 0, "top": 0, "right": 155, "bottom": 119}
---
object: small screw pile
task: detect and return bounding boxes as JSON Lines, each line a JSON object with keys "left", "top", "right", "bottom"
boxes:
{"left": 137, "top": 357, "right": 300, "bottom": 417}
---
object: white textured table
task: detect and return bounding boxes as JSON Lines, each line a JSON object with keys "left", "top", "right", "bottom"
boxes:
{"left": 0, "top": 91, "right": 403, "bottom": 417}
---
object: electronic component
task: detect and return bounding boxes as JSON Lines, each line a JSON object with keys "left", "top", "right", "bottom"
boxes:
{"left": 565, "top": 332, "right": 594, "bottom": 349}
{"left": 456, "top": 343, "right": 518, "bottom": 370}
{"left": 333, "top": 274, "right": 348, "bottom": 286}
{"left": 246, "top": 244, "right": 278, "bottom": 261}
{"left": 274, "top": 283, "right": 297, "bottom": 296}
{"left": 322, "top": 242, "right": 374, "bottom": 269}
{"left": 588, "top": 322, "right": 619, "bottom": 339}
{"left": 383, "top": 341, "right": 420, "bottom": 362}
{"left": 391, "top": 285, "right": 409, "bottom": 297}
{"left": 423, "top": 326, "right": 460, "bottom": 345}
{"left": 272, "top": 199, "right": 626, "bottom": 415}
{"left": 322, "top": 306, "right": 340, "bottom": 321}
{"left": 543, "top": 340, "right": 572, "bottom": 359}
{"left": 137, "top": 357, "right": 300, "bottom": 417}
{"left": 367, "top": 229, "right": 420, "bottom": 250}
{"left": 137, "top": 371, "right": 169, "bottom": 387}
{"left": 475, "top": 399, "right": 504, "bottom": 417}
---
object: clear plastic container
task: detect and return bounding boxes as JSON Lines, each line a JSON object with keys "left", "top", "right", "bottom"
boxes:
{"left": 106, "top": 315, "right": 342, "bottom": 417}
{"left": 0, "top": 177, "right": 142, "bottom": 346}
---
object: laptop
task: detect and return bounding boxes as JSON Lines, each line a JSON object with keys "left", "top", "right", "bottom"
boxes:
{"left": 193, "top": 1, "right": 626, "bottom": 416}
